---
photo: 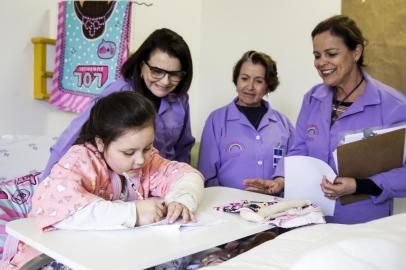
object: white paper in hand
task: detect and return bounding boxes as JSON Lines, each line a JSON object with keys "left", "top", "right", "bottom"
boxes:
{"left": 285, "top": 156, "right": 336, "bottom": 216}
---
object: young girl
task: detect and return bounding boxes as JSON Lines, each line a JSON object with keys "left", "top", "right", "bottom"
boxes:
{"left": 2, "top": 91, "right": 204, "bottom": 269}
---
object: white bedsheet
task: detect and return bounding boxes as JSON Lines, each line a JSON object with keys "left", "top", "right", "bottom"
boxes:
{"left": 204, "top": 213, "right": 406, "bottom": 270}
{"left": 0, "top": 135, "right": 57, "bottom": 180}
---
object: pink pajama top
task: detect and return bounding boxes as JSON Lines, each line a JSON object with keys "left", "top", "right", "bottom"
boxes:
{"left": 1, "top": 143, "right": 202, "bottom": 269}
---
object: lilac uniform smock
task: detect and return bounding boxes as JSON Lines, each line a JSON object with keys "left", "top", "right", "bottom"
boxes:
{"left": 273, "top": 71, "right": 406, "bottom": 224}
{"left": 42, "top": 77, "right": 195, "bottom": 179}
{"left": 199, "top": 98, "right": 294, "bottom": 189}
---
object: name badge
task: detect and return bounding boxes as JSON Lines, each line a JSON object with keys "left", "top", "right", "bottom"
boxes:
{"left": 273, "top": 145, "right": 284, "bottom": 168}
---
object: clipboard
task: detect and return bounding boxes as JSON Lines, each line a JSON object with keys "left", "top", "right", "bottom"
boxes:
{"left": 337, "top": 128, "right": 405, "bottom": 205}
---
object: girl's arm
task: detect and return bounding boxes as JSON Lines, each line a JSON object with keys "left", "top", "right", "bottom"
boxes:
{"left": 145, "top": 151, "right": 204, "bottom": 212}
{"left": 164, "top": 172, "right": 204, "bottom": 212}
{"left": 53, "top": 200, "right": 137, "bottom": 230}
{"left": 32, "top": 145, "right": 139, "bottom": 230}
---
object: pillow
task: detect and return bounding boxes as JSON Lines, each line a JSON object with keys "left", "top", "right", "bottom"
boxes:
{"left": 290, "top": 237, "right": 406, "bottom": 270}
{"left": 0, "top": 171, "right": 40, "bottom": 259}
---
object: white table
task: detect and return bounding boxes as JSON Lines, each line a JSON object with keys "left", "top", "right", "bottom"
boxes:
{"left": 6, "top": 186, "right": 275, "bottom": 270}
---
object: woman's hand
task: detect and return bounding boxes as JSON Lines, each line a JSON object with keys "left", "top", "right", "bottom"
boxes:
{"left": 321, "top": 176, "right": 356, "bottom": 200}
{"left": 243, "top": 177, "right": 285, "bottom": 195}
{"left": 166, "top": 202, "right": 196, "bottom": 224}
{"left": 134, "top": 199, "right": 166, "bottom": 226}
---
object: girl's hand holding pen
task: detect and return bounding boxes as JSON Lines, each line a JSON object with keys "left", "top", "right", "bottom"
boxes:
{"left": 135, "top": 199, "right": 167, "bottom": 226}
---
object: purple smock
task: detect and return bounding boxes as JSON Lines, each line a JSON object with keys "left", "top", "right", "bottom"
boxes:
{"left": 199, "top": 98, "right": 294, "bottom": 189}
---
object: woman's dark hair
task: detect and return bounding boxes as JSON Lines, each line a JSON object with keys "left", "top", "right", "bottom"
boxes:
{"left": 311, "top": 15, "right": 368, "bottom": 67}
{"left": 75, "top": 91, "right": 156, "bottom": 147}
{"left": 232, "top": 50, "right": 279, "bottom": 93}
{"left": 121, "top": 28, "right": 193, "bottom": 96}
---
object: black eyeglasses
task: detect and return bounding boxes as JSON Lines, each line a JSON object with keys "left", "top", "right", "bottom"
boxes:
{"left": 144, "top": 62, "right": 186, "bottom": 83}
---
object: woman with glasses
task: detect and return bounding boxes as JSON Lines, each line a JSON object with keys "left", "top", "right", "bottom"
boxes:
{"left": 41, "top": 28, "right": 195, "bottom": 180}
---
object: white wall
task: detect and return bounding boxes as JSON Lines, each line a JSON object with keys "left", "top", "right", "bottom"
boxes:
{"left": 0, "top": 0, "right": 75, "bottom": 135}
{"left": 197, "top": 0, "right": 340, "bottom": 137}
{"left": 0, "top": 0, "right": 340, "bottom": 138}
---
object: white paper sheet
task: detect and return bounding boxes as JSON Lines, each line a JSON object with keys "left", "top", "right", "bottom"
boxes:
{"left": 341, "top": 125, "right": 406, "bottom": 144}
{"left": 285, "top": 156, "right": 336, "bottom": 216}
{"left": 138, "top": 212, "right": 225, "bottom": 232}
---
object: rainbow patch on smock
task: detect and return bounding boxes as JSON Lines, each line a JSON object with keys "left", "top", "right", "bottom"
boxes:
{"left": 306, "top": 124, "right": 319, "bottom": 141}
{"left": 226, "top": 142, "right": 245, "bottom": 153}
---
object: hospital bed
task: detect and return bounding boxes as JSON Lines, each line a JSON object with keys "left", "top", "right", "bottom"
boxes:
{"left": 203, "top": 213, "right": 406, "bottom": 270}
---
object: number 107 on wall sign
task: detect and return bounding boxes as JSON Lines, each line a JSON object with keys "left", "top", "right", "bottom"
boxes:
{"left": 73, "top": 65, "right": 109, "bottom": 88}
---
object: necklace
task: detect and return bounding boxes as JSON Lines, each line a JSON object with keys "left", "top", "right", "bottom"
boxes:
{"left": 74, "top": 2, "right": 116, "bottom": 38}
{"left": 331, "top": 75, "right": 364, "bottom": 123}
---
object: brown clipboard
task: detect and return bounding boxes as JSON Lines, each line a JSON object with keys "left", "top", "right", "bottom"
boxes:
{"left": 337, "top": 128, "right": 405, "bottom": 205}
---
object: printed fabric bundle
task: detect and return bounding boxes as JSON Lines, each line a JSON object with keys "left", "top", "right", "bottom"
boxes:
{"left": 0, "top": 172, "right": 40, "bottom": 260}
{"left": 214, "top": 198, "right": 325, "bottom": 228}
{"left": 49, "top": 1, "right": 132, "bottom": 113}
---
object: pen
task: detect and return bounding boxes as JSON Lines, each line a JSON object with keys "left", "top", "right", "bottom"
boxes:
{"left": 130, "top": 183, "right": 144, "bottom": 200}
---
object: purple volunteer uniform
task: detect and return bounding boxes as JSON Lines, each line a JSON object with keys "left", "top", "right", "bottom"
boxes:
{"left": 273, "top": 71, "right": 406, "bottom": 224}
{"left": 42, "top": 77, "right": 194, "bottom": 179}
{"left": 199, "top": 98, "right": 294, "bottom": 189}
